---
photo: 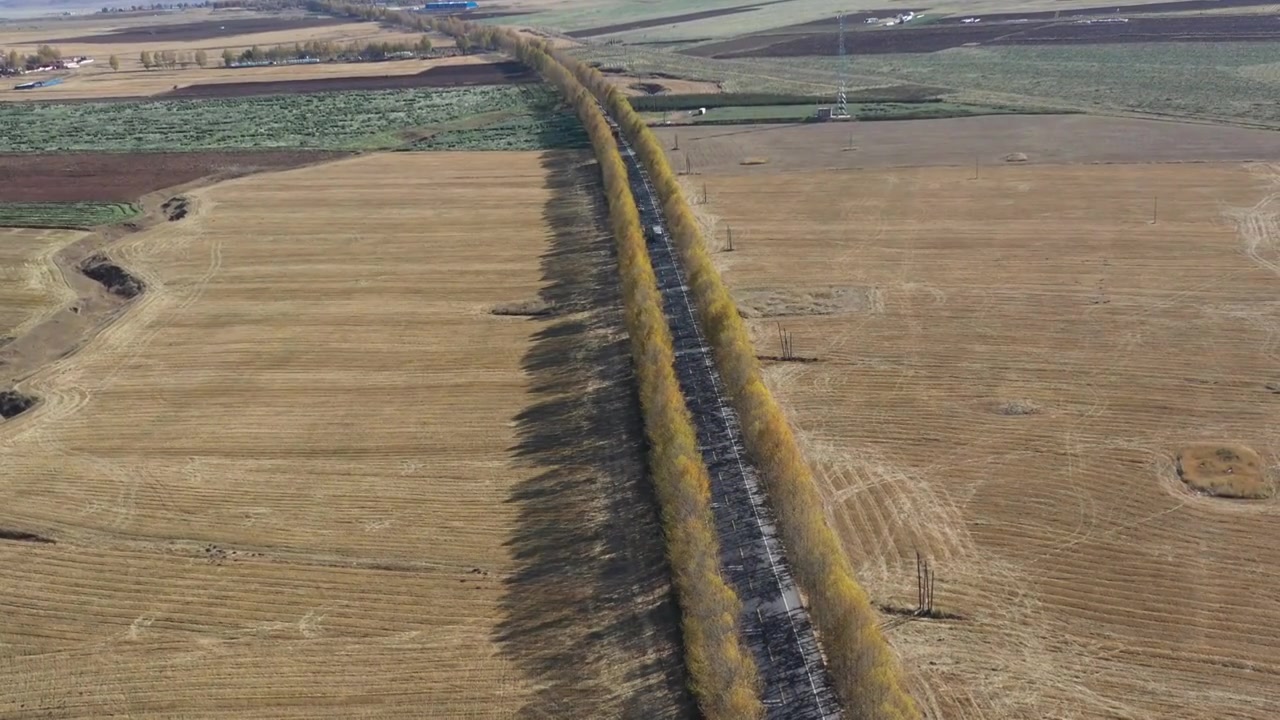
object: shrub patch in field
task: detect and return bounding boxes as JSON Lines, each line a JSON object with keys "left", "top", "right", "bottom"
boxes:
{"left": 81, "top": 255, "right": 145, "bottom": 299}
{"left": 0, "top": 389, "right": 37, "bottom": 419}
{"left": 1176, "top": 443, "right": 1270, "bottom": 499}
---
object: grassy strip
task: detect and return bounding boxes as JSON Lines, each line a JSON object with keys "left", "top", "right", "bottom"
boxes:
{"left": 0, "top": 202, "right": 140, "bottom": 228}
{"left": 628, "top": 92, "right": 832, "bottom": 111}
{"left": 645, "top": 101, "right": 1069, "bottom": 125}
{"left": 626, "top": 85, "right": 948, "bottom": 112}
{"left": 568, "top": 52, "right": 922, "bottom": 720}
{"left": 415, "top": 109, "right": 590, "bottom": 151}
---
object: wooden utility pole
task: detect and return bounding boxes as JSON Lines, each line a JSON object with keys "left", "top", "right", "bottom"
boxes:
{"left": 726, "top": 224, "right": 734, "bottom": 252}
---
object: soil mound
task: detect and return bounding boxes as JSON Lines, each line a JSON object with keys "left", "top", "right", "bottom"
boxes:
{"left": 81, "top": 255, "right": 144, "bottom": 299}
{"left": 0, "top": 389, "right": 37, "bottom": 419}
{"left": 1176, "top": 443, "right": 1270, "bottom": 499}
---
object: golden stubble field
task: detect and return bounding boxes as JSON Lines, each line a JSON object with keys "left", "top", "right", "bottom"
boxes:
{"left": 694, "top": 157, "right": 1280, "bottom": 718}
{"left": 0, "top": 152, "right": 688, "bottom": 718}
{"left": 0, "top": 228, "right": 83, "bottom": 340}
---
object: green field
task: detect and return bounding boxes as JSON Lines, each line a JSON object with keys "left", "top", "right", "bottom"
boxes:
{"left": 0, "top": 84, "right": 577, "bottom": 152}
{"left": 414, "top": 92, "right": 589, "bottom": 150}
{"left": 577, "top": 41, "right": 1280, "bottom": 127}
{"left": 645, "top": 100, "right": 1039, "bottom": 124}
{"left": 0, "top": 202, "right": 141, "bottom": 228}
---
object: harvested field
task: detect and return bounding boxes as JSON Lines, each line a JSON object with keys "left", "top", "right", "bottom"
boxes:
{"left": 0, "top": 151, "right": 347, "bottom": 202}
{"left": 164, "top": 60, "right": 537, "bottom": 98}
{"left": 695, "top": 158, "right": 1280, "bottom": 719}
{"left": 0, "top": 151, "right": 690, "bottom": 717}
{"left": 693, "top": 14, "right": 1280, "bottom": 57}
{"left": 654, "top": 115, "right": 1280, "bottom": 172}
{"left": 35, "top": 15, "right": 347, "bottom": 44}
{"left": 0, "top": 227, "right": 81, "bottom": 340}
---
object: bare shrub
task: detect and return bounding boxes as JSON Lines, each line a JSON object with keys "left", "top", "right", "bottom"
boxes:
{"left": 490, "top": 299, "right": 555, "bottom": 317}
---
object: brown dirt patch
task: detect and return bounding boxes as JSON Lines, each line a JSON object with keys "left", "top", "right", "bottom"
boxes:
{"left": 35, "top": 15, "right": 349, "bottom": 45}
{"left": 655, "top": 115, "right": 1280, "bottom": 174}
{"left": 161, "top": 60, "right": 536, "bottom": 98}
{"left": 1177, "top": 443, "right": 1270, "bottom": 498}
{"left": 0, "top": 151, "right": 350, "bottom": 203}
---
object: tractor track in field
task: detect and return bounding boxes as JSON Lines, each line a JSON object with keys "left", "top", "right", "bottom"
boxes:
{"left": 609, "top": 113, "right": 841, "bottom": 719}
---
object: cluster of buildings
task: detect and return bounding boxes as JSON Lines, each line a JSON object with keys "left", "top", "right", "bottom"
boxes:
{"left": 17, "top": 56, "right": 94, "bottom": 74}
{"left": 864, "top": 11, "right": 917, "bottom": 27}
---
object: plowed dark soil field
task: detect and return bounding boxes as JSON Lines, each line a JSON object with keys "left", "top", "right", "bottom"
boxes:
{"left": 933, "top": 0, "right": 1280, "bottom": 23}
{"left": 160, "top": 61, "right": 536, "bottom": 98}
{"left": 693, "top": 14, "right": 1280, "bottom": 57}
{"left": 566, "top": 0, "right": 793, "bottom": 38}
{"left": 0, "top": 151, "right": 347, "bottom": 202}
{"left": 37, "top": 15, "right": 348, "bottom": 44}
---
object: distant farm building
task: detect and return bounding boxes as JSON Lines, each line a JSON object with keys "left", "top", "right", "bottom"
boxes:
{"left": 14, "top": 77, "right": 64, "bottom": 90}
{"left": 421, "top": 1, "right": 478, "bottom": 10}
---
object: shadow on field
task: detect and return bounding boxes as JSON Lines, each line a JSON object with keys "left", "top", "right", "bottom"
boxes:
{"left": 496, "top": 150, "right": 694, "bottom": 719}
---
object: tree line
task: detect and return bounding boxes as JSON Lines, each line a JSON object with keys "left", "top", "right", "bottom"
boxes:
{"left": 493, "top": 27, "right": 766, "bottom": 720}
{"left": 559, "top": 44, "right": 922, "bottom": 720}
{"left": 0, "top": 45, "right": 61, "bottom": 72}
{"left": 282, "top": 1, "right": 921, "bottom": 717}
{"left": 226, "top": 36, "right": 434, "bottom": 65}
{"left": 139, "top": 49, "right": 208, "bottom": 69}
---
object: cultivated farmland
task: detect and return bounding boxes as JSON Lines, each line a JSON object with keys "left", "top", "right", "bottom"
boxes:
{"left": 0, "top": 84, "right": 566, "bottom": 151}
{"left": 685, "top": 140, "right": 1280, "bottom": 717}
{"left": 0, "top": 152, "right": 690, "bottom": 718}
{"left": 0, "top": 201, "right": 139, "bottom": 228}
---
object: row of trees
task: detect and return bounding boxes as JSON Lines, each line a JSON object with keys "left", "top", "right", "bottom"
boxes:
{"left": 495, "top": 29, "right": 766, "bottom": 720}
{"left": 229, "top": 36, "right": 434, "bottom": 64}
{"left": 139, "top": 49, "right": 207, "bottom": 69}
{"left": 564, "top": 49, "right": 922, "bottom": 720}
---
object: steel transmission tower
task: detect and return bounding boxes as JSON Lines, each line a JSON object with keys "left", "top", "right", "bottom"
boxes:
{"left": 834, "top": 12, "right": 850, "bottom": 118}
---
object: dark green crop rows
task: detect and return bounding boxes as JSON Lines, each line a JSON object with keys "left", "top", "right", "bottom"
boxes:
{"left": 0, "top": 84, "right": 567, "bottom": 152}
{"left": 0, "top": 202, "right": 141, "bottom": 229}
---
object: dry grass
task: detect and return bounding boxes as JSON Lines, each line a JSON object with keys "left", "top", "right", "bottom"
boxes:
{"left": 0, "top": 228, "right": 82, "bottom": 341}
{"left": 0, "top": 152, "right": 687, "bottom": 718}
{"left": 695, "top": 157, "right": 1280, "bottom": 719}
{"left": 653, "top": 115, "right": 1280, "bottom": 174}
{"left": 1177, "top": 443, "right": 1270, "bottom": 498}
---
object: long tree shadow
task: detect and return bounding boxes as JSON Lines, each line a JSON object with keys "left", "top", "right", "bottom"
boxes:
{"left": 496, "top": 150, "right": 695, "bottom": 719}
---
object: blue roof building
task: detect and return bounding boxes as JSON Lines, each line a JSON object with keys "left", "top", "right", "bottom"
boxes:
{"left": 422, "top": 1, "right": 478, "bottom": 11}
